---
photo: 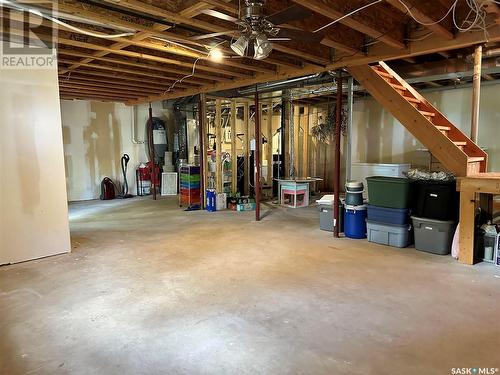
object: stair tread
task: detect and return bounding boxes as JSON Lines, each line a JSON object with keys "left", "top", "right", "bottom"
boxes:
{"left": 403, "top": 96, "right": 420, "bottom": 103}
{"left": 419, "top": 110, "right": 436, "bottom": 116}
{"left": 435, "top": 125, "right": 451, "bottom": 130}
{"left": 374, "top": 69, "right": 392, "bottom": 78}
{"left": 453, "top": 141, "right": 467, "bottom": 145}
{"left": 390, "top": 83, "right": 406, "bottom": 90}
{"left": 468, "top": 157, "right": 485, "bottom": 162}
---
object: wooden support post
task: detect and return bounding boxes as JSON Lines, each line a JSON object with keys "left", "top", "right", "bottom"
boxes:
{"left": 293, "top": 105, "right": 300, "bottom": 177}
{"left": 198, "top": 93, "right": 206, "bottom": 208}
{"left": 471, "top": 44, "right": 482, "bottom": 143}
{"left": 230, "top": 99, "right": 237, "bottom": 194}
{"left": 458, "top": 175, "right": 500, "bottom": 264}
{"left": 215, "top": 98, "right": 222, "bottom": 193}
{"left": 148, "top": 103, "right": 157, "bottom": 200}
{"left": 302, "top": 106, "right": 310, "bottom": 178}
{"left": 266, "top": 100, "right": 273, "bottom": 185}
{"left": 281, "top": 92, "right": 289, "bottom": 179}
{"left": 283, "top": 94, "right": 291, "bottom": 178}
{"left": 459, "top": 189, "right": 476, "bottom": 264}
{"left": 334, "top": 70, "right": 343, "bottom": 238}
{"left": 254, "top": 91, "right": 261, "bottom": 221}
{"left": 243, "top": 102, "right": 250, "bottom": 195}
{"left": 311, "top": 106, "right": 318, "bottom": 177}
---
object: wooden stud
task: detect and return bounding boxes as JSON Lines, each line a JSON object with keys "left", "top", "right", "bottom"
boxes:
{"left": 215, "top": 98, "right": 223, "bottom": 193}
{"left": 266, "top": 100, "right": 274, "bottom": 185}
{"left": 243, "top": 102, "right": 250, "bottom": 196}
{"left": 302, "top": 105, "right": 310, "bottom": 178}
{"left": 230, "top": 99, "right": 237, "bottom": 194}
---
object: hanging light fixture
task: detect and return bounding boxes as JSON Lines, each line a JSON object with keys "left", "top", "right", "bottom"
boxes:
{"left": 230, "top": 35, "right": 249, "bottom": 57}
{"left": 253, "top": 33, "right": 272, "bottom": 60}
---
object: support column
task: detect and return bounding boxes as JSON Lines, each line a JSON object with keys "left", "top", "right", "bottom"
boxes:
{"left": 230, "top": 99, "right": 237, "bottom": 194}
{"left": 198, "top": 93, "right": 206, "bottom": 208}
{"left": 283, "top": 93, "right": 291, "bottom": 178}
{"left": 255, "top": 91, "right": 261, "bottom": 221}
{"left": 266, "top": 100, "right": 273, "bottom": 185}
{"left": 346, "top": 76, "right": 354, "bottom": 182}
{"left": 243, "top": 102, "right": 250, "bottom": 195}
{"left": 215, "top": 98, "right": 222, "bottom": 193}
{"left": 302, "top": 106, "right": 310, "bottom": 178}
{"left": 471, "top": 44, "right": 482, "bottom": 143}
{"left": 334, "top": 71, "right": 343, "bottom": 238}
{"left": 148, "top": 103, "right": 157, "bottom": 200}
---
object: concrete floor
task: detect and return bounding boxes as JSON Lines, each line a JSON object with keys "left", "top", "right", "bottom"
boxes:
{"left": 1, "top": 197, "right": 499, "bottom": 375}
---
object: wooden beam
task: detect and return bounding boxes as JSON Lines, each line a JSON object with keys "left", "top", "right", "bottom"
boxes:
{"left": 58, "top": 76, "right": 164, "bottom": 93}
{"left": 386, "top": 0, "right": 454, "bottom": 40}
{"left": 57, "top": 50, "right": 229, "bottom": 83}
{"left": 101, "top": 0, "right": 330, "bottom": 65}
{"left": 292, "top": 0, "right": 406, "bottom": 49}
{"left": 59, "top": 81, "right": 154, "bottom": 96}
{"left": 57, "top": 59, "right": 200, "bottom": 87}
{"left": 58, "top": 0, "right": 227, "bottom": 76}
{"left": 58, "top": 69, "right": 188, "bottom": 90}
{"left": 127, "top": 24, "right": 500, "bottom": 104}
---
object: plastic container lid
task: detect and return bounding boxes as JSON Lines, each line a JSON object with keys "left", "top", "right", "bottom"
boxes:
{"left": 316, "top": 194, "right": 335, "bottom": 205}
{"left": 346, "top": 181, "right": 364, "bottom": 189}
{"left": 345, "top": 204, "right": 367, "bottom": 211}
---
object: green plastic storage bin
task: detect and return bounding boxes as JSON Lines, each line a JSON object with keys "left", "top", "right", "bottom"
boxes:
{"left": 366, "top": 176, "right": 412, "bottom": 209}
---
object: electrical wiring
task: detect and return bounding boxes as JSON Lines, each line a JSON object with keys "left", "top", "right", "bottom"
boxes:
{"left": 313, "top": 0, "right": 383, "bottom": 33}
{"left": 1, "top": 0, "right": 135, "bottom": 39}
{"left": 162, "top": 41, "right": 227, "bottom": 94}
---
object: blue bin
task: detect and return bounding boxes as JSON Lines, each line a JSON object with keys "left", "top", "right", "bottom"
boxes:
{"left": 367, "top": 205, "right": 411, "bottom": 225}
{"left": 206, "top": 189, "right": 216, "bottom": 212}
{"left": 344, "top": 205, "right": 367, "bottom": 239}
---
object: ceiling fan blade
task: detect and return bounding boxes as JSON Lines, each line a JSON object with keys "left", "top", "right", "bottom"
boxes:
{"left": 276, "top": 27, "right": 324, "bottom": 43}
{"left": 266, "top": 4, "right": 313, "bottom": 25}
{"left": 190, "top": 30, "right": 238, "bottom": 40}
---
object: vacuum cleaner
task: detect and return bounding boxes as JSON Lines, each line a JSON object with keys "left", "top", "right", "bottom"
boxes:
{"left": 99, "top": 154, "right": 134, "bottom": 200}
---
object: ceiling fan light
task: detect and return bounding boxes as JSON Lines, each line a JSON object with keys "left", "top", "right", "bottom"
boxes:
{"left": 254, "top": 34, "right": 272, "bottom": 60}
{"left": 230, "top": 36, "right": 249, "bottom": 56}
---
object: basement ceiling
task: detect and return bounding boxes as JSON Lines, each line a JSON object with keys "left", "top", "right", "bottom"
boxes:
{"left": 3, "top": 0, "right": 500, "bottom": 104}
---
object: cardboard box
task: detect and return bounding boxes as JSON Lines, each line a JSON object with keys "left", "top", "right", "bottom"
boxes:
{"left": 237, "top": 203, "right": 256, "bottom": 211}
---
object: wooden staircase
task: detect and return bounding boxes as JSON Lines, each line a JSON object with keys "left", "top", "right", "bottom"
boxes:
{"left": 348, "top": 62, "right": 487, "bottom": 176}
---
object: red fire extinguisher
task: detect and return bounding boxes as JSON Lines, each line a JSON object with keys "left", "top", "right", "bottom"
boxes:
{"left": 136, "top": 163, "right": 151, "bottom": 196}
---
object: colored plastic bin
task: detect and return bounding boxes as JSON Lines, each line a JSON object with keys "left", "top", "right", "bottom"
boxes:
{"left": 344, "top": 204, "right": 367, "bottom": 239}
{"left": 414, "top": 180, "right": 458, "bottom": 221}
{"left": 366, "top": 176, "right": 413, "bottom": 209}
{"left": 367, "top": 220, "right": 413, "bottom": 248}
{"left": 367, "top": 205, "right": 411, "bottom": 225}
{"left": 411, "top": 216, "right": 456, "bottom": 255}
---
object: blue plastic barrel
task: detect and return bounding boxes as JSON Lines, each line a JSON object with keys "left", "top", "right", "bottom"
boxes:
{"left": 206, "top": 189, "right": 216, "bottom": 212}
{"left": 344, "top": 204, "right": 367, "bottom": 239}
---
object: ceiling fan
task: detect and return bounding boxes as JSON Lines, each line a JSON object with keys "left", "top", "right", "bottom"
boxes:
{"left": 193, "top": 0, "right": 324, "bottom": 60}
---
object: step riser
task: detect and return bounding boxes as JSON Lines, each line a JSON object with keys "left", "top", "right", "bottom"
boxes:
{"left": 363, "top": 64, "right": 488, "bottom": 175}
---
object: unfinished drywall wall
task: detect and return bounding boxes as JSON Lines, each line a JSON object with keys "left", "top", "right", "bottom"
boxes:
{"left": 351, "top": 83, "right": 500, "bottom": 172}
{"left": 61, "top": 100, "right": 198, "bottom": 201}
{"left": 61, "top": 100, "right": 147, "bottom": 201}
{"left": 0, "top": 46, "right": 71, "bottom": 264}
